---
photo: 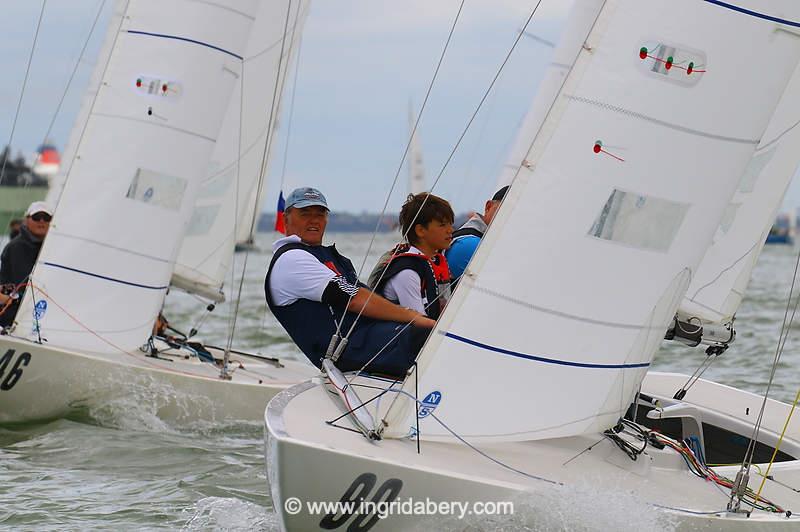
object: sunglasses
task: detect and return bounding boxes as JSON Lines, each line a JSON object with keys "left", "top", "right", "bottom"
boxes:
{"left": 30, "top": 212, "right": 52, "bottom": 222}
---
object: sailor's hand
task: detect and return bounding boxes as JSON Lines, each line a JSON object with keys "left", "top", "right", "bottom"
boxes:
{"left": 412, "top": 314, "right": 436, "bottom": 328}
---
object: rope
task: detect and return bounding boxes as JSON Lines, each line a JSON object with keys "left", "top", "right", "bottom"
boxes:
{"left": 224, "top": 0, "right": 295, "bottom": 374}
{"left": 0, "top": 0, "right": 47, "bottom": 187}
{"left": 38, "top": 0, "right": 107, "bottom": 150}
{"left": 339, "top": 0, "right": 546, "bottom": 370}
{"left": 15, "top": 284, "right": 212, "bottom": 379}
{"left": 51, "top": 0, "right": 130, "bottom": 213}
{"left": 755, "top": 387, "right": 800, "bottom": 503}
{"left": 732, "top": 240, "right": 800, "bottom": 509}
{"left": 330, "top": 0, "right": 467, "bottom": 340}
{"left": 276, "top": 1, "right": 305, "bottom": 197}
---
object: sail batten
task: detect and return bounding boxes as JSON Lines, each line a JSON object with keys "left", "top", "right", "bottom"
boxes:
{"left": 383, "top": 0, "right": 800, "bottom": 442}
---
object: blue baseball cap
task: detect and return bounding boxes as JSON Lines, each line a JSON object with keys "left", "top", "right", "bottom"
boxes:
{"left": 285, "top": 187, "right": 329, "bottom": 211}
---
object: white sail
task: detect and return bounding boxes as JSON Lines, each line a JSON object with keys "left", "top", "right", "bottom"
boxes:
{"left": 170, "top": 0, "right": 309, "bottom": 301}
{"left": 495, "top": 0, "right": 600, "bottom": 188}
{"left": 46, "top": 0, "right": 126, "bottom": 208}
{"left": 383, "top": 0, "right": 800, "bottom": 442}
{"left": 408, "top": 101, "right": 426, "bottom": 195}
{"left": 679, "top": 64, "right": 800, "bottom": 324}
{"left": 233, "top": 2, "right": 309, "bottom": 249}
{"left": 16, "top": 0, "right": 259, "bottom": 353}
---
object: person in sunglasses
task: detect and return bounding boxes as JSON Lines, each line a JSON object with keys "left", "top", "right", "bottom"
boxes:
{"left": 0, "top": 201, "right": 53, "bottom": 328}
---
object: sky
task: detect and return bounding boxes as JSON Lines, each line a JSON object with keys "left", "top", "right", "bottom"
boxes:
{"left": 2, "top": 0, "right": 800, "bottom": 216}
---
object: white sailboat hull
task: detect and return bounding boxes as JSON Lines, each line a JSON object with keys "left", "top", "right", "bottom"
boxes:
{"left": 0, "top": 334, "right": 317, "bottom": 424}
{"left": 265, "top": 374, "right": 800, "bottom": 530}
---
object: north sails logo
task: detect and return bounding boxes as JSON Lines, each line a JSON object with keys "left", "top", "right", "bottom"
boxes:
{"left": 417, "top": 391, "right": 442, "bottom": 419}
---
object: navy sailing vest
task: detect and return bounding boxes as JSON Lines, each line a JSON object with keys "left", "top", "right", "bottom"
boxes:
{"left": 265, "top": 242, "right": 359, "bottom": 367}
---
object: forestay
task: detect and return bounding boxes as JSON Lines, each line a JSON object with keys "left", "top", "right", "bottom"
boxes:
{"left": 47, "top": 0, "right": 127, "bottom": 207}
{"left": 16, "top": 0, "right": 259, "bottom": 353}
{"left": 680, "top": 63, "right": 800, "bottom": 324}
{"left": 171, "top": 0, "right": 309, "bottom": 301}
{"left": 382, "top": 0, "right": 800, "bottom": 442}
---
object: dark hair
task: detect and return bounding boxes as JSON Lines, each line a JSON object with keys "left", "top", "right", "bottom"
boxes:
{"left": 399, "top": 193, "right": 454, "bottom": 246}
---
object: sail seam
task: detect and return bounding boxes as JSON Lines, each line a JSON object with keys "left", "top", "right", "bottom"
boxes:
{"left": 565, "top": 95, "right": 759, "bottom": 145}
{"left": 52, "top": 232, "right": 172, "bottom": 264}
{"left": 468, "top": 283, "right": 666, "bottom": 330}
{"left": 92, "top": 113, "right": 216, "bottom": 142}
{"left": 703, "top": 0, "right": 800, "bottom": 27}
{"left": 43, "top": 262, "right": 168, "bottom": 290}
{"left": 444, "top": 332, "right": 650, "bottom": 369}
{"left": 127, "top": 30, "right": 243, "bottom": 60}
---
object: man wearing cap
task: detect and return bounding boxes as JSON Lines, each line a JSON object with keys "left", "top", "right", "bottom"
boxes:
{"left": 265, "top": 187, "right": 435, "bottom": 377}
{"left": 0, "top": 201, "right": 53, "bottom": 327}
{"left": 445, "top": 186, "right": 508, "bottom": 282}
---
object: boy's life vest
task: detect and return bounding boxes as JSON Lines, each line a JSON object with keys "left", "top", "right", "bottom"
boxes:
{"left": 367, "top": 243, "right": 451, "bottom": 320}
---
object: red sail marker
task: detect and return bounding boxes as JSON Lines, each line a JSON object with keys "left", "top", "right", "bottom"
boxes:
{"left": 593, "top": 141, "right": 624, "bottom": 162}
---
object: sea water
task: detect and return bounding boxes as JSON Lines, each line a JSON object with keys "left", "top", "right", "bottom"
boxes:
{"left": 2, "top": 233, "right": 800, "bottom": 531}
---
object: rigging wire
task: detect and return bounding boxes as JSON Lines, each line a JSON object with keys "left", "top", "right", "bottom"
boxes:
{"left": 341, "top": 0, "right": 546, "bottom": 375}
{"left": 0, "top": 0, "right": 48, "bottom": 187}
{"left": 731, "top": 240, "right": 800, "bottom": 510}
{"left": 277, "top": 8, "right": 304, "bottom": 198}
{"left": 224, "top": 0, "right": 296, "bottom": 374}
{"left": 38, "top": 0, "right": 107, "bottom": 152}
{"left": 329, "top": 0, "right": 468, "bottom": 341}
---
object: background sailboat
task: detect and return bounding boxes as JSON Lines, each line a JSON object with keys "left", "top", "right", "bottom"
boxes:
{"left": 0, "top": 0, "right": 316, "bottom": 425}
{"left": 170, "top": 0, "right": 309, "bottom": 301}
{"left": 266, "top": 0, "right": 800, "bottom": 528}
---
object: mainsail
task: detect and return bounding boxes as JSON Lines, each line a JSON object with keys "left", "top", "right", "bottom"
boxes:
{"left": 679, "top": 63, "right": 800, "bottom": 324}
{"left": 170, "top": 0, "right": 309, "bottom": 301}
{"left": 16, "top": 0, "right": 259, "bottom": 353}
{"left": 383, "top": 0, "right": 800, "bottom": 442}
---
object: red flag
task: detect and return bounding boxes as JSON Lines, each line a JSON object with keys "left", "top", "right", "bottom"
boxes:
{"left": 275, "top": 191, "right": 286, "bottom": 234}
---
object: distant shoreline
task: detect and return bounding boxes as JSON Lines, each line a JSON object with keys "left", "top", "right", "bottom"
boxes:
{"left": 257, "top": 212, "right": 472, "bottom": 233}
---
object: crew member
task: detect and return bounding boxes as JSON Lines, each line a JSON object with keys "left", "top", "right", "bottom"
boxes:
{"left": 265, "top": 187, "right": 435, "bottom": 377}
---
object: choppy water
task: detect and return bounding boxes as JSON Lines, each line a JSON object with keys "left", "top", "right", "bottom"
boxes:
{"left": 2, "top": 233, "right": 800, "bottom": 531}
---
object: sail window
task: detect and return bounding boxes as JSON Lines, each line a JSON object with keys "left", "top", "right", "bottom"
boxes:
{"left": 185, "top": 205, "right": 221, "bottom": 236}
{"left": 589, "top": 189, "right": 689, "bottom": 252}
{"left": 197, "top": 166, "right": 234, "bottom": 199}
{"left": 638, "top": 41, "right": 705, "bottom": 88}
{"left": 126, "top": 168, "right": 187, "bottom": 211}
{"left": 738, "top": 147, "right": 775, "bottom": 193}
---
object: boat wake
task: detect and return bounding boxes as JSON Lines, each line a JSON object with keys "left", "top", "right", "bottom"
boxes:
{"left": 184, "top": 497, "right": 278, "bottom": 531}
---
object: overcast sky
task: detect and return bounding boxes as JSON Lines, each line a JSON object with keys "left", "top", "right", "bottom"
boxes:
{"left": 2, "top": 0, "right": 800, "bottom": 216}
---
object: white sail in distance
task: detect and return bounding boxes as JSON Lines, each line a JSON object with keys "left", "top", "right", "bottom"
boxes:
{"left": 17, "top": 0, "right": 259, "bottom": 353}
{"left": 679, "top": 63, "right": 800, "bottom": 324}
{"left": 408, "top": 101, "right": 426, "bottom": 195}
{"left": 170, "top": 0, "right": 309, "bottom": 301}
{"left": 382, "top": 0, "right": 800, "bottom": 443}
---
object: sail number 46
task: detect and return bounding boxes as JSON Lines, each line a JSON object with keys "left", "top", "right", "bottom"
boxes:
{"left": 0, "top": 349, "right": 32, "bottom": 391}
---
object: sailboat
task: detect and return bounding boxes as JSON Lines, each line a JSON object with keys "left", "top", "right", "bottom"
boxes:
{"left": 0, "top": 0, "right": 317, "bottom": 425}
{"left": 407, "top": 101, "right": 426, "bottom": 195}
{"left": 265, "top": 1, "right": 800, "bottom": 528}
